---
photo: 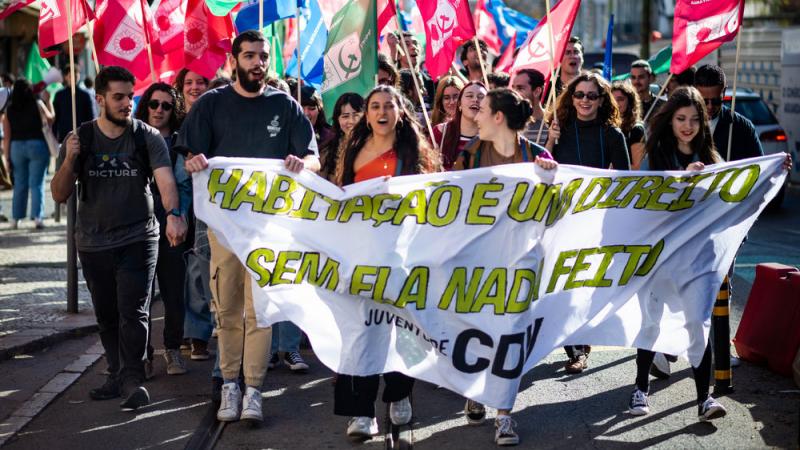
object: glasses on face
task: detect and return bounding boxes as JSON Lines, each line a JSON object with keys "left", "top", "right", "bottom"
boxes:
{"left": 147, "top": 100, "right": 174, "bottom": 111}
{"left": 572, "top": 91, "right": 600, "bottom": 101}
{"left": 703, "top": 97, "right": 723, "bottom": 106}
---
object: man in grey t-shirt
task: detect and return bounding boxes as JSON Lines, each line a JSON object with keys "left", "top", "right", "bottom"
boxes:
{"left": 51, "top": 66, "right": 187, "bottom": 411}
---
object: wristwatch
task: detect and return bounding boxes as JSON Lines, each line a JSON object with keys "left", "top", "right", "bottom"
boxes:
{"left": 168, "top": 208, "right": 182, "bottom": 218}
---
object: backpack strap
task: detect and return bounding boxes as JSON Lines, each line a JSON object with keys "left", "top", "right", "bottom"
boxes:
{"left": 131, "top": 119, "right": 153, "bottom": 180}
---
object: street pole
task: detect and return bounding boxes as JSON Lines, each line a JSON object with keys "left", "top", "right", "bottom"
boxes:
{"left": 66, "top": 0, "right": 78, "bottom": 314}
{"left": 641, "top": 0, "right": 651, "bottom": 59}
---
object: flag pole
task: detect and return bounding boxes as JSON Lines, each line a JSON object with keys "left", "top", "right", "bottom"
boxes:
{"left": 138, "top": 0, "right": 157, "bottom": 82}
{"left": 87, "top": 20, "right": 100, "bottom": 75}
{"left": 543, "top": 0, "right": 560, "bottom": 144}
{"left": 259, "top": 0, "right": 263, "bottom": 31}
{"left": 66, "top": 3, "right": 77, "bottom": 133}
{"left": 394, "top": 16, "right": 436, "bottom": 148}
{"left": 472, "top": 36, "right": 489, "bottom": 86}
{"left": 643, "top": 72, "right": 671, "bottom": 123}
{"left": 296, "top": 3, "right": 301, "bottom": 101}
{"left": 451, "top": 62, "right": 469, "bottom": 83}
{"left": 65, "top": 0, "right": 79, "bottom": 315}
{"left": 726, "top": 31, "right": 742, "bottom": 162}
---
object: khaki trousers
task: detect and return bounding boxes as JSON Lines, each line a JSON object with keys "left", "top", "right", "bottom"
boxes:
{"left": 208, "top": 230, "right": 271, "bottom": 387}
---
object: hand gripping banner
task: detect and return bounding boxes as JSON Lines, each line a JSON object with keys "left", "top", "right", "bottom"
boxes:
{"left": 194, "top": 154, "right": 786, "bottom": 409}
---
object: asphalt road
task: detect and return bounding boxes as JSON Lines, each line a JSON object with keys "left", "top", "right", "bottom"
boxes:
{"left": 2, "top": 186, "right": 799, "bottom": 450}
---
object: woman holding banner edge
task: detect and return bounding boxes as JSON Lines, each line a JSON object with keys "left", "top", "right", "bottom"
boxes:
{"left": 332, "top": 85, "right": 440, "bottom": 440}
{"left": 453, "top": 87, "right": 556, "bottom": 447}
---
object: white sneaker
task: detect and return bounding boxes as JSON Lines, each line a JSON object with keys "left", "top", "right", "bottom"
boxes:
{"left": 628, "top": 389, "right": 650, "bottom": 416}
{"left": 347, "top": 416, "right": 378, "bottom": 439}
{"left": 389, "top": 397, "right": 412, "bottom": 426}
{"left": 494, "top": 415, "right": 519, "bottom": 446}
{"left": 240, "top": 386, "right": 263, "bottom": 422}
{"left": 699, "top": 396, "right": 727, "bottom": 422}
{"left": 216, "top": 382, "right": 241, "bottom": 422}
{"left": 650, "top": 353, "right": 671, "bottom": 379}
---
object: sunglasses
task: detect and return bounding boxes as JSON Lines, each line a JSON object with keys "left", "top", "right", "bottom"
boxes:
{"left": 573, "top": 91, "right": 600, "bottom": 101}
{"left": 147, "top": 100, "right": 174, "bottom": 111}
{"left": 703, "top": 98, "right": 723, "bottom": 106}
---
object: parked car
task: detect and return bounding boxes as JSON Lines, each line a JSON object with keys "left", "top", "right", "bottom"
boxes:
{"left": 724, "top": 88, "right": 791, "bottom": 208}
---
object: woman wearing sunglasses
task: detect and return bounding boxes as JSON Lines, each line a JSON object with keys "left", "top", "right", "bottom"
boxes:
{"left": 545, "top": 72, "right": 630, "bottom": 374}
{"left": 134, "top": 83, "right": 192, "bottom": 378}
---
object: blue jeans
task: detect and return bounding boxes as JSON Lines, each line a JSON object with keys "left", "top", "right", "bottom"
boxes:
{"left": 183, "top": 220, "right": 214, "bottom": 342}
{"left": 270, "top": 321, "right": 302, "bottom": 353}
{"left": 10, "top": 139, "right": 49, "bottom": 220}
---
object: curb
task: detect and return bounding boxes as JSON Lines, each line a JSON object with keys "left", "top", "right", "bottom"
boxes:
{"left": 0, "top": 324, "right": 99, "bottom": 363}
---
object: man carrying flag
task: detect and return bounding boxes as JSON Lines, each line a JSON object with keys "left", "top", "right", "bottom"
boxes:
{"left": 179, "top": 30, "right": 319, "bottom": 425}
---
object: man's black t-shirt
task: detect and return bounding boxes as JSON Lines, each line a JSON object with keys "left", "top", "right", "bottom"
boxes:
{"left": 177, "top": 85, "right": 318, "bottom": 159}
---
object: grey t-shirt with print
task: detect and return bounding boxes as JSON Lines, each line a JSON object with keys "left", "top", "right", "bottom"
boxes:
{"left": 61, "top": 120, "right": 171, "bottom": 252}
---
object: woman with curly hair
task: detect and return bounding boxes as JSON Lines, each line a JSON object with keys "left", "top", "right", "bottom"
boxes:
{"left": 333, "top": 85, "right": 440, "bottom": 440}
{"left": 174, "top": 69, "right": 209, "bottom": 113}
{"left": 319, "top": 93, "right": 364, "bottom": 181}
{"left": 547, "top": 72, "right": 630, "bottom": 374}
{"left": 432, "top": 81, "right": 486, "bottom": 170}
{"left": 431, "top": 75, "right": 464, "bottom": 127}
{"left": 611, "top": 81, "right": 646, "bottom": 169}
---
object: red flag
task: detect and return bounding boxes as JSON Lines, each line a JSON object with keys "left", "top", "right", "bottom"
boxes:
{"left": 474, "top": 0, "right": 501, "bottom": 54}
{"left": 153, "top": 0, "right": 187, "bottom": 53}
{"left": 134, "top": 47, "right": 185, "bottom": 96}
{"left": 671, "top": 0, "right": 743, "bottom": 74}
{"left": 94, "top": 0, "right": 164, "bottom": 80}
{"left": 494, "top": 31, "right": 516, "bottom": 74}
{"left": 510, "top": 0, "right": 581, "bottom": 88}
{"left": 420, "top": 0, "right": 476, "bottom": 80}
{"left": 0, "top": 0, "right": 35, "bottom": 20}
{"left": 377, "top": 0, "right": 396, "bottom": 36}
{"left": 38, "top": 0, "right": 95, "bottom": 57}
{"left": 184, "top": 0, "right": 234, "bottom": 80}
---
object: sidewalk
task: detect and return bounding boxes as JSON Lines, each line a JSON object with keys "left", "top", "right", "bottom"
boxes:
{"left": 0, "top": 179, "right": 96, "bottom": 361}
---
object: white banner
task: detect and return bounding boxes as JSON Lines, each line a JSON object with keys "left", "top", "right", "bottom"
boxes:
{"left": 194, "top": 154, "right": 786, "bottom": 409}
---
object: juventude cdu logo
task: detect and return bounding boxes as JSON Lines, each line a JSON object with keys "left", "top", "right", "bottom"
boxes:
{"left": 39, "top": 0, "right": 61, "bottom": 23}
{"left": 322, "top": 32, "right": 362, "bottom": 92}
{"left": 105, "top": 12, "right": 146, "bottom": 61}
{"left": 686, "top": 3, "right": 741, "bottom": 54}
{"left": 425, "top": 0, "right": 457, "bottom": 56}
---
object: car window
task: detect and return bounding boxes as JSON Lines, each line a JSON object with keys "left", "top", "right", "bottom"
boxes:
{"left": 723, "top": 98, "right": 777, "bottom": 126}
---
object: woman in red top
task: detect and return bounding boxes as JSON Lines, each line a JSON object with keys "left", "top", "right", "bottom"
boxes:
{"left": 432, "top": 81, "right": 487, "bottom": 170}
{"left": 332, "top": 85, "right": 440, "bottom": 440}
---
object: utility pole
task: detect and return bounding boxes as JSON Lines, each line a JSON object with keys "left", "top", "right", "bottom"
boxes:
{"left": 641, "top": 0, "right": 651, "bottom": 59}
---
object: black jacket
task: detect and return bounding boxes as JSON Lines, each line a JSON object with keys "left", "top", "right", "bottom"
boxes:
{"left": 53, "top": 86, "right": 95, "bottom": 143}
{"left": 552, "top": 119, "right": 631, "bottom": 170}
{"left": 713, "top": 106, "right": 763, "bottom": 162}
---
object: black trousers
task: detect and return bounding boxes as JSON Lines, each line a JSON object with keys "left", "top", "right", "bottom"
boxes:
{"left": 334, "top": 373, "right": 414, "bottom": 418}
{"left": 635, "top": 340, "right": 713, "bottom": 403}
{"left": 564, "top": 345, "right": 591, "bottom": 358}
{"left": 79, "top": 239, "right": 158, "bottom": 384}
{"left": 147, "top": 216, "right": 190, "bottom": 355}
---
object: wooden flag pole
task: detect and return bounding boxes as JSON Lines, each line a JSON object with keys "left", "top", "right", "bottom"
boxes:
{"left": 87, "top": 21, "right": 100, "bottom": 75}
{"left": 472, "top": 36, "right": 489, "bottom": 86}
{"left": 450, "top": 62, "right": 469, "bottom": 83}
{"left": 394, "top": 16, "right": 436, "bottom": 148}
{"left": 536, "top": 66, "right": 559, "bottom": 145}
{"left": 259, "top": 0, "right": 263, "bottom": 32}
{"left": 296, "top": 4, "right": 301, "bottom": 101}
{"left": 543, "top": 0, "right": 560, "bottom": 144}
{"left": 138, "top": 0, "right": 157, "bottom": 82}
{"left": 66, "top": 2, "right": 77, "bottom": 133}
{"left": 726, "top": 31, "right": 743, "bottom": 162}
{"left": 642, "top": 72, "right": 671, "bottom": 123}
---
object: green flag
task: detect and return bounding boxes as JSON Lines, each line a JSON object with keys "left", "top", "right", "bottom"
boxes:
{"left": 612, "top": 45, "right": 672, "bottom": 81}
{"left": 264, "top": 23, "right": 285, "bottom": 79}
{"left": 320, "top": 0, "right": 377, "bottom": 123}
{"left": 24, "top": 42, "right": 51, "bottom": 84}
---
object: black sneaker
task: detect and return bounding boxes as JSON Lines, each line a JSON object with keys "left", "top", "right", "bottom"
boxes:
{"left": 89, "top": 376, "right": 120, "bottom": 401}
{"left": 120, "top": 385, "right": 150, "bottom": 411}
{"left": 464, "top": 399, "right": 486, "bottom": 425}
{"left": 283, "top": 352, "right": 309, "bottom": 372}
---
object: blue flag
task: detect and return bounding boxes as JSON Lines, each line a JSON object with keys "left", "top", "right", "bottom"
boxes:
{"left": 603, "top": 14, "right": 614, "bottom": 80}
{"left": 234, "top": 0, "right": 295, "bottom": 32}
{"left": 487, "top": 0, "right": 538, "bottom": 49}
{"left": 285, "top": 0, "right": 327, "bottom": 88}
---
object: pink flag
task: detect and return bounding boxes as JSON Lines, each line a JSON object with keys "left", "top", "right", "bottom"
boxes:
{"left": 184, "top": 0, "right": 234, "bottom": 79}
{"left": 0, "top": 0, "right": 34, "bottom": 20}
{"left": 38, "top": 0, "right": 95, "bottom": 57}
{"left": 510, "top": 0, "right": 581, "bottom": 88}
{"left": 494, "top": 31, "right": 516, "bottom": 74}
{"left": 474, "top": 0, "right": 501, "bottom": 54}
{"left": 377, "top": 0, "right": 396, "bottom": 36}
{"left": 420, "top": 0, "right": 476, "bottom": 80}
{"left": 153, "top": 0, "right": 187, "bottom": 53}
{"left": 671, "top": 0, "right": 743, "bottom": 74}
{"left": 94, "top": 0, "right": 163, "bottom": 80}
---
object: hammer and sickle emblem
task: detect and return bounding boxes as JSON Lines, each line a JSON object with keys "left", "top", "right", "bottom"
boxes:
{"left": 528, "top": 39, "right": 547, "bottom": 58}
{"left": 437, "top": 13, "right": 454, "bottom": 35}
{"left": 338, "top": 46, "right": 361, "bottom": 76}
